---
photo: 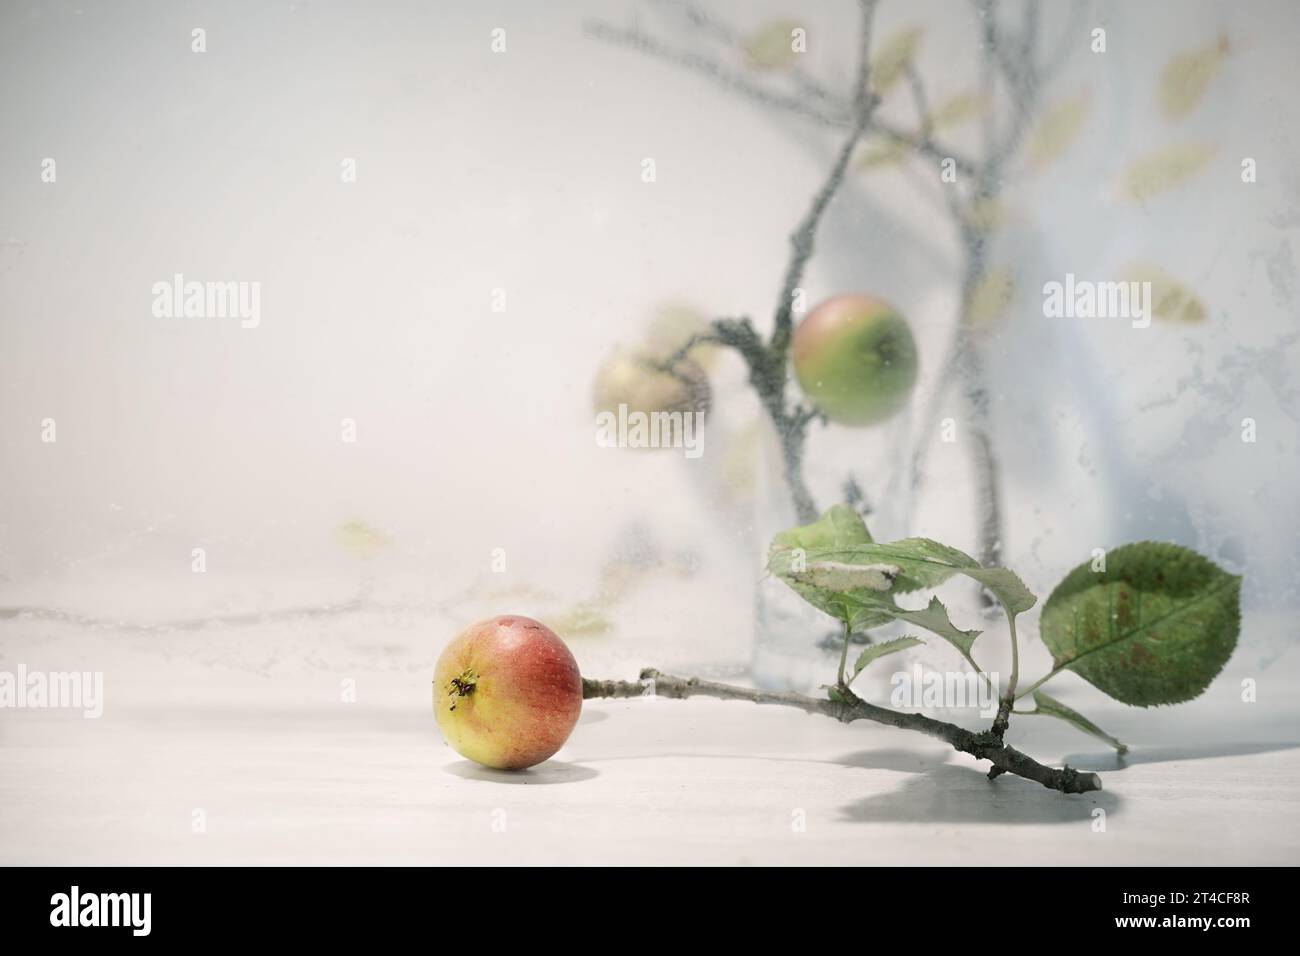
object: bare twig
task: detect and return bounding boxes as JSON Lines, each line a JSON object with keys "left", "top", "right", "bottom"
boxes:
{"left": 584, "top": 8, "right": 977, "bottom": 173}
{"left": 583, "top": 669, "right": 1103, "bottom": 795}
{"left": 770, "top": 70, "right": 878, "bottom": 353}
{"left": 584, "top": 19, "right": 845, "bottom": 126}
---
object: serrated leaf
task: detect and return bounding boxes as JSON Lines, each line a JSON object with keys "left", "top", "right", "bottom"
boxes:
{"left": 841, "top": 592, "right": 981, "bottom": 658}
{"left": 773, "top": 529, "right": 1036, "bottom": 618}
{"left": 870, "top": 25, "right": 923, "bottom": 94}
{"left": 744, "top": 20, "right": 803, "bottom": 70}
{"left": 965, "top": 267, "right": 1015, "bottom": 328}
{"left": 768, "top": 509, "right": 1035, "bottom": 643}
{"left": 1159, "top": 33, "right": 1229, "bottom": 121}
{"left": 1032, "top": 690, "right": 1128, "bottom": 754}
{"left": 1119, "top": 262, "right": 1208, "bottom": 323}
{"left": 850, "top": 635, "right": 924, "bottom": 681}
{"left": 1027, "top": 89, "right": 1092, "bottom": 169}
{"left": 1114, "top": 143, "right": 1214, "bottom": 202}
{"left": 1039, "top": 542, "right": 1241, "bottom": 706}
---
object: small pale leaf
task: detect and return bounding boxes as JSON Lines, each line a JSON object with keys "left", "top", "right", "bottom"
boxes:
{"left": 744, "top": 20, "right": 802, "bottom": 70}
{"left": 964, "top": 198, "right": 1010, "bottom": 231}
{"left": 1120, "top": 262, "right": 1208, "bottom": 323}
{"left": 545, "top": 603, "right": 612, "bottom": 638}
{"left": 965, "top": 267, "right": 1015, "bottom": 328}
{"left": 1159, "top": 34, "right": 1229, "bottom": 121}
{"left": 858, "top": 138, "right": 911, "bottom": 169}
{"left": 870, "top": 26, "right": 924, "bottom": 94}
{"left": 929, "top": 91, "right": 988, "bottom": 130}
{"left": 1027, "top": 89, "right": 1092, "bottom": 169}
{"left": 1114, "top": 143, "right": 1214, "bottom": 202}
{"left": 337, "top": 520, "right": 387, "bottom": 558}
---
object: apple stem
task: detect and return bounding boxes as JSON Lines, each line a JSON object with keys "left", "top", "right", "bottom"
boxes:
{"left": 836, "top": 620, "right": 852, "bottom": 688}
{"left": 582, "top": 669, "right": 1101, "bottom": 795}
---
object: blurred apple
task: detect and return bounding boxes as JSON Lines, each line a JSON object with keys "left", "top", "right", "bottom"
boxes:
{"left": 592, "top": 348, "right": 712, "bottom": 421}
{"left": 433, "top": 615, "right": 583, "bottom": 770}
{"left": 791, "top": 294, "right": 918, "bottom": 426}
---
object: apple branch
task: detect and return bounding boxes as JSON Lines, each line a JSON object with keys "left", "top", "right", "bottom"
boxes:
{"left": 639, "top": 2, "right": 883, "bottom": 525}
{"left": 594, "top": 2, "right": 1081, "bottom": 583}
{"left": 582, "top": 669, "right": 1103, "bottom": 795}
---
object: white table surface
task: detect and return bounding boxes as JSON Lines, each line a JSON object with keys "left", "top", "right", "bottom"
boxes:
{"left": 2, "top": 608, "right": 1298, "bottom": 866}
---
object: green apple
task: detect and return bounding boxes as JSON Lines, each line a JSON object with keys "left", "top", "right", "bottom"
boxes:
{"left": 791, "top": 294, "right": 918, "bottom": 426}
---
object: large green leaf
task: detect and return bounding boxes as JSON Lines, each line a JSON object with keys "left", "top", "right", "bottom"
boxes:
{"left": 1038, "top": 542, "right": 1241, "bottom": 706}
{"left": 850, "top": 636, "right": 924, "bottom": 682}
{"left": 1031, "top": 690, "right": 1128, "bottom": 755}
{"left": 769, "top": 506, "right": 887, "bottom": 628}
{"left": 773, "top": 535, "right": 1036, "bottom": 618}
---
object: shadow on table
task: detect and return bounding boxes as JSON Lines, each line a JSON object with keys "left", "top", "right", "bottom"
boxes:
{"left": 444, "top": 759, "right": 599, "bottom": 785}
{"left": 1064, "top": 740, "right": 1300, "bottom": 772}
{"left": 832, "top": 748, "right": 951, "bottom": 774}
{"left": 838, "top": 764, "right": 1119, "bottom": 825}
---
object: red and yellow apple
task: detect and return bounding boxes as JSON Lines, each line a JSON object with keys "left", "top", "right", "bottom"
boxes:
{"left": 433, "top": 615, "right": 583, "bottom": 770}
{"left": 791, "top": 294, "right": 918, "bottom": 426}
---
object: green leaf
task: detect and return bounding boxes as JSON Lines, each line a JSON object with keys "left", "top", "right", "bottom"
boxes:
{"left": 840, "top": 592, "right": 981, "bottom": 659}
{"left": 1038, "top": 542, "right": 1241, "bottom": 706}
{"left": 1031, "top": 690, "right": 1128, "bottom": 754}
{"left": 850, "top": 636, "right": 924, "bottom": 682}
{"left": 768, "top": 506, "right": 879, "bottom": 628}
{"left": 792, "top": 560, "right": 900, "bottom": 592}
{"left": 779, "top": 536, "right": 1036, "bottom": 618}
{"left": 771, "top": 503, "right": 873, "bottom": 552}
